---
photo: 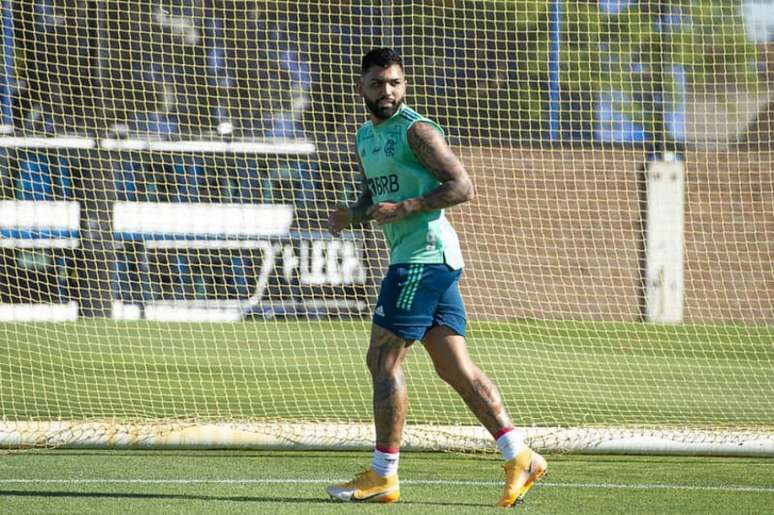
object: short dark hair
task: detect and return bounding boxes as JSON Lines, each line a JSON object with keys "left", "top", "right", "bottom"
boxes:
{"left": 361, "top": 48, "right": 403, "bottom": 75}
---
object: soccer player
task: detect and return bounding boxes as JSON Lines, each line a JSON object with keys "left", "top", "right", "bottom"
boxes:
{"left": 326, "top": 48, "right": 546, "bottom": 507}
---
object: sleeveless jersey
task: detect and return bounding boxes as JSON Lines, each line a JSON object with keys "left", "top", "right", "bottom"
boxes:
{"left": 356, "top": 104, "right": 464, "bottom": 269}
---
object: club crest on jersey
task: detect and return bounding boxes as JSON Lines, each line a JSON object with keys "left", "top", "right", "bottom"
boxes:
{"left": 384, "top": 137, "right": 397, "bottom": 157}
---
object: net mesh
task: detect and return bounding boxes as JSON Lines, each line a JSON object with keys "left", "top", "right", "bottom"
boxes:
{"left": 0, "top": 1, "right": 772, "bottom": 452}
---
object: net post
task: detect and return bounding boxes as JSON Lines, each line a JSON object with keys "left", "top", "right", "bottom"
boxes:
{"left": 645, "top": 153, "right": 685, "bottom": 323}
{"left": 78, "top": 147, "right": 116, "bottom": 317}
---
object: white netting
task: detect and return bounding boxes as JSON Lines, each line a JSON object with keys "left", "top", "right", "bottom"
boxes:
{"left": 0, "top": 1, "right": 771, "bottom": 453}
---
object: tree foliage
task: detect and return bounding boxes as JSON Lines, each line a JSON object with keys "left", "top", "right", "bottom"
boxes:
{"left": 398, "top": 0, "right": 761, "bottom": 142}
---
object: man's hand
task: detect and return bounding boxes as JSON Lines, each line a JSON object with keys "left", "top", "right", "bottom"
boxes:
{"left": 328, "top": 205, "right": 353, "bottom": 236}
{"left": 367, "top": 200, "right": 418, "bottom": 224}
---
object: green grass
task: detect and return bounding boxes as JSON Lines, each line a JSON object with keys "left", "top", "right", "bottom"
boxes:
{"left": 1, "top": 320, "right": 772, "bottom": 513}
{"left": 1, "top": 320, "right": 772, "bottom": 429}
{"left": 1, "top": 450, "right": 773, "bottom": 514}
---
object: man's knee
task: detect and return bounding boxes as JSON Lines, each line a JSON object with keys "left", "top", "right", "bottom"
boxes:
{"left": 367, "top": 326, "right": 410, "bottom": 376}
{"left": 366, "top": 346, "right": 388, "bottom": 376}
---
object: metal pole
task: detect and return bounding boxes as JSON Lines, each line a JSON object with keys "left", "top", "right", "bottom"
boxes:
{"left": 78, "top": 1, "right": 115, "bottom": 317}
{"left": 645, "top": 0, "right": 676, "bottom": 156}
{"left": 548, "top": 0, "right": 562, "bottom": 142}
{"left": 382, "top": 0, "right": 395, "bottom": 49}
{"left": 1, "top": 0, "right": 14, "bottom": 131}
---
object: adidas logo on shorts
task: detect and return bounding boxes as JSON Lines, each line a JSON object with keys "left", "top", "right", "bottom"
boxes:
{"left": 374, "top": 305, "right": 385, "bottom": 317}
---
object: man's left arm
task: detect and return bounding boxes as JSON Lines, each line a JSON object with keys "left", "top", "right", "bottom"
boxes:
{"left": 367, "top": 122, "right": 474, "bottom": 224}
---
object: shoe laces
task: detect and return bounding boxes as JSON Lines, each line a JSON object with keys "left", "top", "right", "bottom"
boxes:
{"left": 349, "top": 468, "right": 373, "bottom": 487}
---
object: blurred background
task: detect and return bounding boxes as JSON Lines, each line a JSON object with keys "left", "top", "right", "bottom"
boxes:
{"left": 2, "top": 1, "right": 771, "bottom": 146}
{"left": 0, "top": 0, "right": 771, "bottom": 322}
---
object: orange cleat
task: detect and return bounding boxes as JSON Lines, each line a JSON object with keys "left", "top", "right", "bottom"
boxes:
{"left": 327, "top": 469, "right": 400, "bottom": 503}
{"left": 496, "top": 448, "right": 547, "bottom": 508}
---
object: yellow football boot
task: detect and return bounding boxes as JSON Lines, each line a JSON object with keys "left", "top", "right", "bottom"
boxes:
{"left": 327, "top": 469, "right": 400, "bottom": 503}
{"left": 496, "top": 448, "right": 547, "bottom": 508}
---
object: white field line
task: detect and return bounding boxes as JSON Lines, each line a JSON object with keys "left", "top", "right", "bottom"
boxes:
{"left": 0, "top": 479, "right": 772, "bottom": 494}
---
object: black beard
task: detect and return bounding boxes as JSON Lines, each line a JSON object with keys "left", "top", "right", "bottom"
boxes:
{"left": 364, "top": 97, "right": 402, "bottom": 120}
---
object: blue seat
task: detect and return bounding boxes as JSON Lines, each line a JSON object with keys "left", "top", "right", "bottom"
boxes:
{"left": 55, "top": 155, "right": 73, "bottom": 199}
{"left": 17, "top": 151, "right": 74, "bottom": 200}
{"left": 171, "top": 156, "right": 206, "bottom": 298}
{"left": 236, "top": 159, "right": 262, "bottom": 202}
{"left": 12, "top": 152, "right": 75, "bottom": 304}
{"left": 111, "top": 258, "right": 131, "bottom": 302}
{"left": 111, "top": 245, "right": 156, "bottom": 304}
{"left": 115, "top": 155, "right": 139, "bottom": 202}
{"left": 173, "top": 156, "right": 204, "bottom": 202}
{"left": 18, "top": 152, "right": 54, "bottom": 200}
{"left": 230, "top": 256, "right": 250, "bottom": 298}
{"left": 112, "top": 155, "right": 148, "bottom": 305}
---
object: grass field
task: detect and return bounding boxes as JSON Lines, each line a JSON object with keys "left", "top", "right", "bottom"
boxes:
{"left": 1, "top": 320, "right": 772, "bottom": 428}
{"left": 1, "top": 450, "right": 773, "bottom": 514}
{"left": 1, "top": 319, "right": 773, "bottom": 512}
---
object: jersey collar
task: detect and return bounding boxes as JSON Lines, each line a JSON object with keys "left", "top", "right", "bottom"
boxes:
{"left": 373, "top": 103, "right": 409, "bottom": 130}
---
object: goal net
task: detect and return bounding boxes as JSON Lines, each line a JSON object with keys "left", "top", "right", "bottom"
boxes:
{"left": 0, "top": 1, "right": 772, "bottom": 455}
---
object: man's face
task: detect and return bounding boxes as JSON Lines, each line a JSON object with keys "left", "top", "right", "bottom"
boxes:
{"left": 358, "top": 64, "right": 406, "bottom": 121}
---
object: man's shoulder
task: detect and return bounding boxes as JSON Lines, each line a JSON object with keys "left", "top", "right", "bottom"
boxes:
{"left": 356, "top": 121, "right": 374, "bottom": 139}
{"left": 399, "top": 106, "right": 444, "bottom": 135}
{"left": 397, "top": 106, "right": 424, "bottom": 123}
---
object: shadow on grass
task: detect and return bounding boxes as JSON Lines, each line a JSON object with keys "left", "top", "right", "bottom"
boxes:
{"left": 8, "top": 451, "right": 770, "bottom": 467}
{"left": 0, "top": 490, "right": 486, "bottom": 507}
{"left": 0, "top": 489, "right": 326, "bottom": 504}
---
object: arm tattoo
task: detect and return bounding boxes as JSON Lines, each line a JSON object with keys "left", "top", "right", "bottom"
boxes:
{"left": 407, "top": 122, "right": 474, "bottom": 212}
{"left": 349, "top": 160, "right": 373, "bottom": 225}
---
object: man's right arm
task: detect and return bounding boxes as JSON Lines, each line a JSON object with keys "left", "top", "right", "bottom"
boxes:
{"left": 349, "top": 160, "right": 373, "bottom": 224}
{"left": 328, "top": 154, "right": 373, "bottom": 236}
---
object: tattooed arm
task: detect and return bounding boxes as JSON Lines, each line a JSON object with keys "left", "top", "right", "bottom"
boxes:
{"left": 405, "top": 121, "right": 474, "bottom": 211}
{"left": 328, "top": 152, "right": 373, "bottom": 235}
{"left": 367, "top": 121, "right": 474, "bottom": 224}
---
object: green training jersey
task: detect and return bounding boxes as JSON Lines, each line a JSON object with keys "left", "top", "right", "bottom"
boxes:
{"left": 356, "top": 104, "right": 464, "bottom": 269}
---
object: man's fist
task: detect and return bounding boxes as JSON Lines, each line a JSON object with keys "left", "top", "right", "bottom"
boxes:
{"left": 367, "top": 200, "right": 417, "bottom": 224}
{"left": 328, "top": 205, "right": 353, "bottom": 236}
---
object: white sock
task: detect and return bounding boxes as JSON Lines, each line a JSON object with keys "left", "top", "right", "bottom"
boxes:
{"left": 495, "top": 429, "right": 527, "bottom": 462}
{"left": 372, "top": 447, "right": 400, "bottom": 478}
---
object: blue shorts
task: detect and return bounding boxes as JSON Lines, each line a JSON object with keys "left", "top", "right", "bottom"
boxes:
{"left": 372, "top": 263, "right": 467, "bottom": 341}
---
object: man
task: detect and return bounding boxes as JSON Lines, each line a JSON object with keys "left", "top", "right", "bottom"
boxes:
{"left": 326, "top": 48, "right": 546, "bottom": 508}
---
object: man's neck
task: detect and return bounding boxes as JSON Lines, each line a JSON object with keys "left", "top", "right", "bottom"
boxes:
{"left": 371, "top": 104, "right": 405, "bottom": 126}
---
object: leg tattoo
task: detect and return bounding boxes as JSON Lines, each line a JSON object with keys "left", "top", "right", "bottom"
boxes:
{"left": 372, "top": 367, "right": 407, "bottom": 446}
{"left": 368, "top": 328, "right": 410, "bottom": 448}
{"left": 422, "top": 328, "right": 514, "bottom": 437}
{"left": 458, "top": 375, "right": 513, "bottom": 436}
